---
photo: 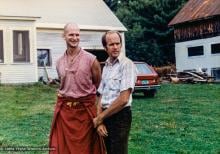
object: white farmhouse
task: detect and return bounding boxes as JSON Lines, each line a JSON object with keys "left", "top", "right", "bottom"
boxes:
{"left": 169, "top": 0, "right": 220, "bottom": 80}
{"left": 0, "top": 0, "right": 126, "bottom": 83}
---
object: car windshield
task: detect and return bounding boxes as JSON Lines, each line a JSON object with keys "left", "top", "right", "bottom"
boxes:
{"left": 135, "top": 63, "right": 153, "bottom": 74}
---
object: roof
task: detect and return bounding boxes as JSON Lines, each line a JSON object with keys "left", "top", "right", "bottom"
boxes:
{"left": 0, "top": 0, "right": 126, "bottom": 31}
{"left": 169, "top": 0, "right": 220, "bottom": 26}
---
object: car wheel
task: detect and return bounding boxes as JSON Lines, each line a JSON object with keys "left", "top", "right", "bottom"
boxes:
{"left": 144, "top": 90, "right": 156, "bottom": 98}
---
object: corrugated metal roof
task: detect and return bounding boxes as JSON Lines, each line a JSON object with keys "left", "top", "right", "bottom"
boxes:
{"left": 169, "top": 0, "right": 220, "bottom": 26}
{"left": 0, "top": 0, "right": 126, "bottom": 31}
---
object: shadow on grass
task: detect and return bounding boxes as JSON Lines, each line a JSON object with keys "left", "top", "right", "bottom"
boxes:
{"left": 133, "top": 94, "right": 155, "bottom": 99}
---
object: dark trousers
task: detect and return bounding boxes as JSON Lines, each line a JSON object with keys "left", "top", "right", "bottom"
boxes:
{"left": 103, "top": 107, "right": 132, "bottom": 154}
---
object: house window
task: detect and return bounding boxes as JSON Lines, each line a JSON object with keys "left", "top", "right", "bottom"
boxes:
{"left": 37, "top": 49, "right": 51, "bottom": 67}
{"left": 0, "top": 30, "right": 3, "bottom": 63}
{"left": 13, "top": 30, "right": 30, "bottom": 62}
{"left": 211, "top": 68, "right": 220, "bottom": 80}
{"left": 211, "top": 43, "right": 220, "bottom": 54}
{"left": 188, "top": 46, "right": 204, "bottom": 57}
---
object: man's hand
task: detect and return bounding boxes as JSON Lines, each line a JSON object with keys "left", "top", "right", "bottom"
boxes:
{"left": 93, "top": 115, "right": 103, "bottom": 128}
{"left": 97, "top": 124, "right": 108, "bottom": 137}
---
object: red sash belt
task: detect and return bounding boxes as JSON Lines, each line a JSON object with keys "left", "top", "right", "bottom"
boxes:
{"left": 57, "top": 93, "right": 96, "bottom": 108}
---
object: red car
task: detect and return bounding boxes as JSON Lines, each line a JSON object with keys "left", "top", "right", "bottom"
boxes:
{"left": 134, "top": 61, "right": 160, "bottom": 97}
{"left": 100, "top": 61, "right": 160, "bottom": 97}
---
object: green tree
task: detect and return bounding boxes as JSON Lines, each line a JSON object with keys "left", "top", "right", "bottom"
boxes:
{"left": 103, "top": 0, "right": 121, "bottom": 12}
{"left": 106, "top": 0, "right": 187, "bottom": 66}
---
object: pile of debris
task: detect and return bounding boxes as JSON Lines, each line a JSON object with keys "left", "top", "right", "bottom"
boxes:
{"left": 169, "top": 69, "right": 214, "bottom": 84}
{"left": 155, "top": 65, "right": 216, "bottom": 84}
{"left": 39, "top": 76, "right": 60, "bottom": 85}
{"left": 38, "top": 64, "right": 60, "bottom": 85}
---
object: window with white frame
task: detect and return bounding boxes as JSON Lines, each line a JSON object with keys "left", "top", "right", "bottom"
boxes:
{"left": 188, "top": 46, "right": 204, "bottom": 57}
{"left": 0, "top": 30, "right": 3, "bottom": 63}
{"left": 37, "top": 49, "right": 51, "bottom": 67}
{"left": 13, "top": 30, "right": 30, "bottom": 62}
{"left": 211, "top": 43, "right": 220, "bottom": 54}
{"left": 211, "top": 68, "right": 220, "bottom": 80}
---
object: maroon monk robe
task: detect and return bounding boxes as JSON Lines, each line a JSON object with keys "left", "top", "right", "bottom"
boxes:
{"left": 49, "top": 94, "right": 106, "bottom": 154}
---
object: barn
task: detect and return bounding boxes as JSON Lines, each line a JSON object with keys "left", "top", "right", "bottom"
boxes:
{"left": 169, "top": 0, "right": 220, "bottom": 80}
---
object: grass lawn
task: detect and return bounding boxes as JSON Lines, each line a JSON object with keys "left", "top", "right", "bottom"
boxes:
{"left": 0, "top": 83, "right": 219, "bottom": 153}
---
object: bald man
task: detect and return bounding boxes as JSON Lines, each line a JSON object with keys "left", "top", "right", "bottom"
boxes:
{"left": 49, "top": 23, "right": 105, "bottom": 154}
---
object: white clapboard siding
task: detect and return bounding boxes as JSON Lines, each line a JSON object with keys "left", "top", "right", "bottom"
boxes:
{"left": 80, "top": 31, "right": 104, "bottom": 49}
{"left": 175, "top": 36, "right": 220, "bottom": 75}
{"left": 0, "top": 20, "right": 38, "bottom": 83}
{"left": 0, "top": 0, "right": 126, "bottom": 31}
{"left": 37, "top": 31, "right": 65, "bottom": 80}
{"left": 0, "top": 64, "right": 37, "bottom": 83}
{"left": 36, "top": 30, "right": 106, "bottom": 80}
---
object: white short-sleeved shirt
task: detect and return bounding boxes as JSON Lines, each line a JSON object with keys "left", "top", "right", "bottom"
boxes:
{"left": 98, "top": 54, "right": 137, "bottom": 108}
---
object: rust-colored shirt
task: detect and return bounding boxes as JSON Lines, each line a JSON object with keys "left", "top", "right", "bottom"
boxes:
{"left": 56, "top": 49, "right": 96, "bottom": 98}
